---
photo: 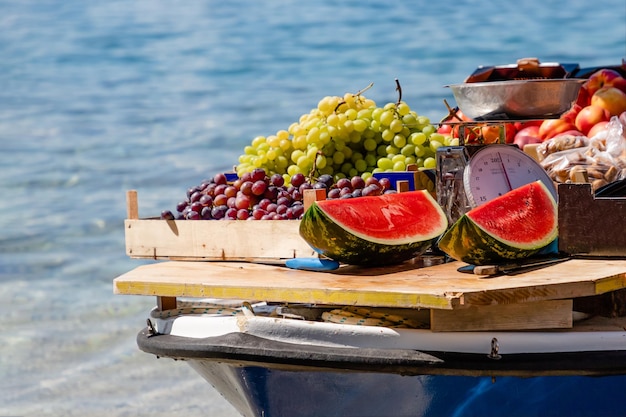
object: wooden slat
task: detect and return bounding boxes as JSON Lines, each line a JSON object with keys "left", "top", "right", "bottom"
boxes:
{"left": 113, "top": 259, "right": 626, "bottom": 311}
{"left": 430, "top": 299, "right": 573, "bottom": 332}
{"left": 126, "top": 190, "right": 138, "bottom": 220}
{"left": 125, "top": 219, "right": 317, "bottom": 261}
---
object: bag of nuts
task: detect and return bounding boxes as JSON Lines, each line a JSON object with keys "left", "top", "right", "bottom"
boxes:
{"left": 539, "top": 116, "right": 626, "bottom": 191}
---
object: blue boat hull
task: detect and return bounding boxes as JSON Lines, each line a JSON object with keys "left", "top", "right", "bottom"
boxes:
{"left": 190, "top": 363, "right": 626, "bottom": 417}
{"left": 138, "top": 329, "right": 626, "bottom": 417}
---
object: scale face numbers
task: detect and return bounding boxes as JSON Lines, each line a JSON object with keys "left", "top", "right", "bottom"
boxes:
{"left": 463, "top": 144, "right": 556, "bottom": 207}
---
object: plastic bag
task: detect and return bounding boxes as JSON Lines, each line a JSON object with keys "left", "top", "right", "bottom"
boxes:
{"left": 588, "top": 114, "right": 626, "bottom": 158}
{"left": 537, "top": 134, "right": 589, "bottom": 161}
{"left": 539, "top": 116, "right": 626, "bottom": 191}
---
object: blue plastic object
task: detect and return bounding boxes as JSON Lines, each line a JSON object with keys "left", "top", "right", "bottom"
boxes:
{"left": 285, "top": 258, "right": 340, "bottom": 272}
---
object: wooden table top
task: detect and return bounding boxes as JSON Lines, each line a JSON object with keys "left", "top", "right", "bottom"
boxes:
{"left": 113, "top": 258, "right": 626, "bottom": 310}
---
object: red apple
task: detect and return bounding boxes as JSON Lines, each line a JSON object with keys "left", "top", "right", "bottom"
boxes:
{"left": 538, "top": 118, "right": 578, "bottom": 140}
{"left": 587, "top": 121, "right": 610, "bottom": 138}
{"left": 513, "top": 125, "right": 542, "bottom": 148}
{"left": 584, "top": 69, "right": 626, "bottom": 95}
{"left": 591, "top": 86, "right": 626, "bottom": 116}
{"left": 574, "top": 105, "right": 611, "bottom": 135}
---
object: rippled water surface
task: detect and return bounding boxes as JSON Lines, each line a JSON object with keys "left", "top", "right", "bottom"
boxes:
{"left": 1, "top": 1, "right": 624, "bottom": 415}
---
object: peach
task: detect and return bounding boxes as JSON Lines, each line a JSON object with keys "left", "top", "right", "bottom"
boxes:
{"left": 575, "top": 85, "right": 591, "bottom": 107}
{"left": 587, "top": 121, "right": 610, "bottom": 138}
{"left": 560, "top": 104, "right": 583, "bottom": 124}
{"left": 584, "top": 69, "right": 626, "bottom": 95}
{"left": 553, "top": 129, "right": 586, "bottom": 138}
{"left": 574, "top": 105, "right": 611, "bottom": 135}
{"left": 538, "top": 118, "right": 578, "bottom": 140}
{"left": 591, "top": 86, "right": 626, "bottom": 116}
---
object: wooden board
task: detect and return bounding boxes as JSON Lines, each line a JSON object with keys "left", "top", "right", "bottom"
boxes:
{"left": 430, "top": 299, "right": 573, "bottom": 332}
{"left": 125, "top": 218, "right": 317, "bottom": 261}
{"left": 124, "top": 189, "right": 317, "bottom": 261}
{"left": 558, "top": 183, "right": 626, "bottom": 257}
{"left": 113, "top": 258, "right": 626, "bottom": 311}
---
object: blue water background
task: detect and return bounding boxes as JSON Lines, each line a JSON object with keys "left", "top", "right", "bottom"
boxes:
{"left": 1, "top": 1, "right": 624, "bottom": 416}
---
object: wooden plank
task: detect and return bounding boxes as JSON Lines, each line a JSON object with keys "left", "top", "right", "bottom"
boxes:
{"left": 396, "top": 180, "right": 410, "bottom": 193}
{"left": 157, "top": 296, "right": 177, "bottom": 311}
{"left": 113, "top": 259, "right": 626, "bottom": 310}
{"left": 558, "top": 183, "right": 626, "bottom": 257}
{"left": 430, "top": 299, "right": 573, "bottom": 332}
{"left": 114, "top": 260, "right": 460, "bottom": 310}
{"left": 126, "top": 190, "right": 138, "bottom": 220}
{"left": 303, "top": 188, "right": 326, "bottom": 211}
{"left": 125, "top": 218, "right": 317, "bottom": 261}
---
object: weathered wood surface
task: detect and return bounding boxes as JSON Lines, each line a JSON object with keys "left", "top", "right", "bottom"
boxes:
{"left": 114, "top": 258, "right": 626, "bottom": 311}
{"left": 430, "top": 299, "right": 573, "bottom": 331}
{"left": 558, "top": 183, "right": 626, "bottom": 257}
{"left": 124, "top": 189, "right": 317, "bottom": 261}
{"left": 125, "top": 218, "right": 317, "bottom": 261}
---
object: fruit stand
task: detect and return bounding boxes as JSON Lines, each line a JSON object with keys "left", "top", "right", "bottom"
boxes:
{"left": 116, "top": 182, "right": 626, "bottom": 332}
{"left": 113, "top": 59, "right": 626, "bottom": 417}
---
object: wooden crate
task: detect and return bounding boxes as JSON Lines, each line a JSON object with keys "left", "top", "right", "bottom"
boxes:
{"left": 558, "top": 183, "right": 626, "bottom": 257}
{"left": 125, "top": 190, "right": 317, "bottom": 261}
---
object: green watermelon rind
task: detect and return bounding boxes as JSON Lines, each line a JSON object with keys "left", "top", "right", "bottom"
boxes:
{"left": 437, "top": 214, "right": 556, "bottom": 265}
{"left": 437, "top": 180, "right": 558, "bottom": 265}
{"left": 299, "top": 192, "right": 448, "bottom": 266}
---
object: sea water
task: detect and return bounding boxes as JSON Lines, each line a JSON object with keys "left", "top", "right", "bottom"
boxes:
{"left": 1, "top": 1, "right": 624, "bottom": 416}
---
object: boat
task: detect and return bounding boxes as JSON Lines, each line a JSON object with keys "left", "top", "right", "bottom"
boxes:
{"left": 114, "top": 59, "right": 626, "bottom": 416}
{"left": 114, "top": 257, "right": 626, "bottom": 417}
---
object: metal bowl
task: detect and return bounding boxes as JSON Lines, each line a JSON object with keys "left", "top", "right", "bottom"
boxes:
{"left": 447, "top": 79, "right": 585, "bottom": 120}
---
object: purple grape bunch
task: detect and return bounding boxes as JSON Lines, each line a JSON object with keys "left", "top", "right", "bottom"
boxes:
{"left": 161, "top": 169, "right": 396, "bottom": 221}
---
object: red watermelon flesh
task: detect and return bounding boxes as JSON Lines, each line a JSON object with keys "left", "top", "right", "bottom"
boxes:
{"left": 316, "top": 190, "right": 448, "bottom": 245}
{"left": 467, "top": 180, "right": 558, "bottom": 249}
{"left": 299, "top": 190, "right": 448, "bottom": 266}
{"left": 437, "top": 180, "right": 558, "bottom": 265}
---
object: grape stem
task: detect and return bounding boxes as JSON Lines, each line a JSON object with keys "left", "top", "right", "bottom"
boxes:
{"left": 334, "top": 82, "right": 374, "bottom": 112}
{"left": 308, "top": 150, "right": 324, "bottom": 183}
{"left": 354, "top": 82, "right": 374, "bottom": 96}
{"left": 441, "top": 99, "right": 463, "bottom": 124}
{"left": 395, "top": 78, "right": 402, "bottom": 106}
{"left": 441, "top": 99, "right": 487, "bottom": 141}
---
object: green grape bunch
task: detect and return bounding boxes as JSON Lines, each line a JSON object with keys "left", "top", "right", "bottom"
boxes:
{"left": 235, "top": 81, "right": 457, "bottom": 186}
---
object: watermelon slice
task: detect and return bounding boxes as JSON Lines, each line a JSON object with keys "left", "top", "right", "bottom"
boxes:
{"left": 438, "top": 180, "right": 558, "bottom": 266}
{"left": 299, "top": 190, "right": 448, "bottom": 266}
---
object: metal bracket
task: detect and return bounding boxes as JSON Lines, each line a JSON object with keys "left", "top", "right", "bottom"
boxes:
{"left": 146, "top": 318, "right": 158, "bottom": 336}
{"left": 488, "top": 337, "right": 502, "bottom": 360}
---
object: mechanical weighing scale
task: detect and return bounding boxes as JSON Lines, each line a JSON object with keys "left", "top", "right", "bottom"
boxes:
{"left": 436, "top": 141, "right": 557, "bottom": 224}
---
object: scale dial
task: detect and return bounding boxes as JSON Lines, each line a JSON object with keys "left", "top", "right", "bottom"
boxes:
{"left": 463, "top": 144, "right": 556, "bottom": 207}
